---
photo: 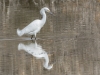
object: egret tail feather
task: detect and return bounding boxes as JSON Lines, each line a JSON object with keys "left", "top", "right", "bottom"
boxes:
{"left": 18, "top": 43, "right": 23, "bottom": 50}
{"left": 17, "top": 29, "right": 24, "bottom": 36}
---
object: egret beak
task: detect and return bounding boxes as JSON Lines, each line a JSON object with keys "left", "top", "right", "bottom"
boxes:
{"left": 49, "top": 12, "right": 54, "bottom": 16}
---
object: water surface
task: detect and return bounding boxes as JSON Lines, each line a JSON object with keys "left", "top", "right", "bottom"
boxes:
{"left": 0, "top": 0, "right": 100, "bottom": 75}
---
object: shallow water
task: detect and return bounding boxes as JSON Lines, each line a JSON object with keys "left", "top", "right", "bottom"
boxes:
{"left": 0, "top": 0, "right": 100, "bottom": 75}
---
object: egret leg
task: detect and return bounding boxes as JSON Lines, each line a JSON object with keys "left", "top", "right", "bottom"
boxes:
{"left": 35, "top": 37, "right": 36, "bottom": 40}
{"left": 31, "top": 35, "right": 33, "bottom": 39}
{"left": 35, "top": 33, "right": 36, "bottom": 40}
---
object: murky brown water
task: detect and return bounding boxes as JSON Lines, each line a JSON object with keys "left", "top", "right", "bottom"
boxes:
{"left": 0, "top": 0, "right": 100, "bottom": 75}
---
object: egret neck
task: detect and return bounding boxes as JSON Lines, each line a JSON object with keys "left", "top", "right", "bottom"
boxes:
{"left": 41, "top": 10, "right": 46, "bottom": 27}
{"left": 43, "top": 54, "right": 49, "bottom": 68}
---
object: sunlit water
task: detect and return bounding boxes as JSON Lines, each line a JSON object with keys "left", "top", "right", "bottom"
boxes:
{"left": 0, "top": 0, "right": 100, "bottom": 75}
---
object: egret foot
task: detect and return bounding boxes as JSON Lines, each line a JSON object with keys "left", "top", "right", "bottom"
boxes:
{"left": 31, "top": 35, "right": 33, "bottom": 39}
{"left": 35, "top": 37, "right": 36, "bottom": 40}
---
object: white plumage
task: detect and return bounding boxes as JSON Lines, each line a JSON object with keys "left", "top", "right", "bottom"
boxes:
{"left": 17, "top": 7, "right": 52, "bottom": 39}
{"left": 18, "top": 41, "right": 53, "bottom": 70}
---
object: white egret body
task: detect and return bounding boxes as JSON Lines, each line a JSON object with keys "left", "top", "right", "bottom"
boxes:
{"left": 17, "top": 7, "right": 52, "bottom": 39}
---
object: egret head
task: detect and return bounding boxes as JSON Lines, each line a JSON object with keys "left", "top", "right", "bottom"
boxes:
{"left": 44, "top": 7, "right": 53, "bottom": 15}
{"left": 40, "top": 7, "right": 53, "bottom": 15}
{"left": 43, "top": 7, "right": 50, "bottom": 12}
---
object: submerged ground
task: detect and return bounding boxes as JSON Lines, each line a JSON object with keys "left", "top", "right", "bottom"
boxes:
{"left": 0, "top": 0, "right": 100, "bottom": 75}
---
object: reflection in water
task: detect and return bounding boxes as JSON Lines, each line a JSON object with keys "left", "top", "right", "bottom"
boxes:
{"left": 18, "top": 41, "right": 53, "bottom": 70}
{"left": 1, "top": 0, "right": 100, "bottom": 75}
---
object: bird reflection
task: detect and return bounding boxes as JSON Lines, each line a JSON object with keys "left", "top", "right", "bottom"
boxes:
{"left": 18, "top": 41, "right": 53, "bottom": 70}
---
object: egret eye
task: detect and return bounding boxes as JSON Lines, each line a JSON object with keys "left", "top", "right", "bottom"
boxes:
{"left": 47, "top": 10, "right": 50, "bottom": 12}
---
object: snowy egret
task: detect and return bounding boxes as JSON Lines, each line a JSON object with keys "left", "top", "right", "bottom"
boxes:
{"left": 17, "top": 7, "right": 53, "bottom": 40}
{"left": 18, "top": 41, "right": 53, "bottom": 70}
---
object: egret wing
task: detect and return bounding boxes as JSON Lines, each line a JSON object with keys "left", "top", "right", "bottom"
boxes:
{"left": 22, "top": 19, "right": 41, "bottom": 34}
